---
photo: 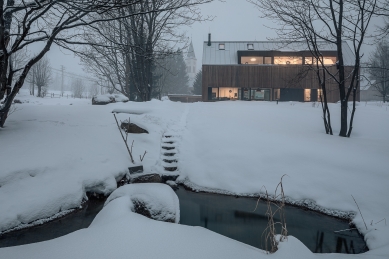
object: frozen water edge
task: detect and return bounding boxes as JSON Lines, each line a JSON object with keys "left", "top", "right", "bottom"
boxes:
{"left": 0, "top": 209, "right": 75, "bottom": 236}
{"left": 178, "top": 177, "right": 356, "bottom": 220}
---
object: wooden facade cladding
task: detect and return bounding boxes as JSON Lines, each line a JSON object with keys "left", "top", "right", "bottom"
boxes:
{"left": 202, "top": 65, "right": 359, "bottom": 103}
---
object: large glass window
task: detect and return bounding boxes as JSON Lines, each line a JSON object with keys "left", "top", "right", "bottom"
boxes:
{"left": 323, "top": 57, "right": 336, "bottom": 65}
{"left": 304, "top": 57, "right": 316, "bottom": 65}
{"left": 317, "top": 89, "right": 323, "bottom": 101}
{"left": 241, "top": 56, "right": 263, "bottom": 64}
{"left": 274, "top": 56, "right": 302, "bottom": 65}
{"left": 305, "top": 57, "right": 336, "bottom": 65}
{"left": 251, "top": 89, "right": 265, "bottom": 100}
{"left": 242, "top": 88, "right": 250, "bottom": 100}
{"left": 211, "top": 88, "right": 219, "bottom": 100}
{"left": 219, "top": 87, "right": 239, "bottom": 100}
{"left": 304, "top": 89, "right": 311, "bottom": 102}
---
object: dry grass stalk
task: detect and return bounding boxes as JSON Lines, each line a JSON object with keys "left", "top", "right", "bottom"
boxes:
{"left": 257, "top": 174, "right": 288, "bottom": 254}
{"left": 140, "top": 151, "right": 147, "bottom": 162}
{"left": 351, "top": 195, "right": 368, "bottom": 230}
{"left": 113, "top": 113, "right": 135, "bottom": 163}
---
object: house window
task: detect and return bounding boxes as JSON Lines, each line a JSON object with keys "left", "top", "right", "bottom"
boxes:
{"left": 317, "top": 89, "right": 323, "bottom": 101}
{"left": 241, "top": 56, "right": 263, "bottom": 64}
{"left": 274, "top": 56, "right": 302, "bottom": 65}
{"left": 247, "top": 44, "right": 254, "bottom": 50}
{"left": 218, "top": 44, "right": 225, "bottom": 50}
{"left": 304, "top": 57, "right": 316, "bottom": 65}
{"left": 304, "top": 89, "right": 311, "bottom": 102}
{"left": 322, "top": 57, "right": 336, "bottom": 65}
{"left": 305, "top": 57, "right": 336, "bottom": 65}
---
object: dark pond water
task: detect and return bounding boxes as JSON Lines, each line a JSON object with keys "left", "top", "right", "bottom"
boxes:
{"left": 0, "top": 199, "right": 104, "bottom": 248}
{"left": 0, "top": 187, "right": 368, "bottom": 254}
{"left": 177, "top": 188, "right": 367, "bottom": 254}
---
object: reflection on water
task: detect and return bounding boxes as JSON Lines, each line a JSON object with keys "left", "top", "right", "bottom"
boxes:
{"left": 176, "top": 188, "right": 367, "bottom": 254}
{"left": 0, "top": 187, "right": 368, "bottom": 254}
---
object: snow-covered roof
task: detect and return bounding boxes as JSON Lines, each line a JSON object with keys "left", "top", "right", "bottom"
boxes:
{"left": 202, "top": 41, "right": 354, "bottom": 66}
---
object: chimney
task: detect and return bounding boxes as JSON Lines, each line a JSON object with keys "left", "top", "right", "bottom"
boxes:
{"left": 207, "top": 33, "right": 211, "bottom": 46}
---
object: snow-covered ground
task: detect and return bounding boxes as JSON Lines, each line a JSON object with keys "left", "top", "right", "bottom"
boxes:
{"left": 0, "top": 89, "right": 388, "bottom": 258}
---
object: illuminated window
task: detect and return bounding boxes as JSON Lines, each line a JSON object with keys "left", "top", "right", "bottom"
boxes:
{"left": 274, "top": 56, "right": 302, "bottom": 65}
{"left": 317, "top": 89, "right": 323, "bottom": 101}
{"left": 304, "top": 89, "right": 311, "bottom": 102}
{"left": 219, "top": 44, "right": 225, "bottom": 50}
{"left": 241, "top": 56, "right": 263, "bottom": 64}
{"left": 219, "top": 87, "right": 239, "bottom": 99}
{"left": 305, "top": 57, "right": 336, "bottom": 65}
{"left": 304, "top": 57, "right": 316, "bottom": 65}
{"left": 323, "top": 57, "right": 336, "bottom": 65}
{"left": 247, "top": 44, "right": 254, "bottom": 50}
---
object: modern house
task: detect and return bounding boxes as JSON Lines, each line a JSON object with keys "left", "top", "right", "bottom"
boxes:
{"left": 202, "top": 36, "right": 359, "bottom": 102}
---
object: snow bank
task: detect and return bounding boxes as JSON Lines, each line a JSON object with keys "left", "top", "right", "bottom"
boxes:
{"left": 178, "top": 101, "right": 389, "bottom": 254}
{"left": 93, "top": 94, "right": 129, "bottom": 103}
{"left": 0, "top": 90, "right": 183, "bottom": 233}
{"left": 104, "top": 183, "right": 180, "bottom": 223}
{"left": 0, "top": 195, "right": 264, "bottom": 259}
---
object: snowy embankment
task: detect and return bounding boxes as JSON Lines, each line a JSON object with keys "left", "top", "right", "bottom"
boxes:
{"left": 1, "top": 90, "right": 388, "bottom": 258}
{"left": 0, "top": 90, "right": 183, "bottom": 233}
{"left": 178, "top": 101, "right": 389, "bottom": 256}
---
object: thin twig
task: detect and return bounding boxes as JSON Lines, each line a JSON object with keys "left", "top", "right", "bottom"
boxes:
{"left": 140, "top": 151, "right": 147, "bottom": 162}
{"left": 351, "top": 195, "right": 368, "bottom": 230}
{"left": 374, "top": 218, "right": 386, "bottom": 225}
{"left": 113, "top": 113, "right": 134, "bottom": 163}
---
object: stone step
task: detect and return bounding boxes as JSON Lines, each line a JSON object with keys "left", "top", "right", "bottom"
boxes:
{"left": 164, "top": 167, "right": 178, "bottom": 172}
{"left": 162, "top": 146, "right": 175, "bottom": 150}
{"left": 163, "top": 159, "right": 178, "bottom": 163}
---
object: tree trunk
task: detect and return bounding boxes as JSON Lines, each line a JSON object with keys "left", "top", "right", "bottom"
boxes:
{"left": 339, "top": 99, "right": 348, "bottom": 137}
{"left": 37, "top": 85, "right": 42, "bottom": 97}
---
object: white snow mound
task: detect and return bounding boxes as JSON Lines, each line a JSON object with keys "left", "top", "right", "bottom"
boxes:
{"left": 103, "top": 183, "right": 180, "bottom": 223}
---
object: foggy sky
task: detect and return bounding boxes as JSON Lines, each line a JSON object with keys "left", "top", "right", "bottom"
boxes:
{"left": 43, "top": 0, "right": 381, "bottom": 78}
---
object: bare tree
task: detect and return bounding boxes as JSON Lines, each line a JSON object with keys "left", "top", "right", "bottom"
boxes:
{"left": 249, "top": 0, "right": 380, "bottom": 137}
{"left": 71, "top": 78, "right": 85, "bottom": 99}
{"left": 30, "top": 56, "right": 51, "bottom": 97}
{"left": 77, "top": 0, "right": 213, "bottom": 101}
{"left": 367, "top": 40, "right": 389, "bottom": 102}
{"left": 0, "top": 1, "right": 213, "bottom": 127}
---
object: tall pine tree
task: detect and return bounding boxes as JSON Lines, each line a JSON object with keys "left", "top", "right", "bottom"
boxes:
{"left": 154, "top": 51, "right": 189, "bottom": 96}
{"left": 192, "top": 70, "right": 202, "bottom": 95}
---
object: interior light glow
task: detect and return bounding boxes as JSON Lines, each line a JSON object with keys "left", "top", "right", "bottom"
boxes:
{"left": 250, "top": 58, "right": 257, "bottom": 62}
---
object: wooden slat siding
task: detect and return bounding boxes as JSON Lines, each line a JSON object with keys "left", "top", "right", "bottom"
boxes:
{"left": 202, "top": 65, "right": 359, "bottom": 103}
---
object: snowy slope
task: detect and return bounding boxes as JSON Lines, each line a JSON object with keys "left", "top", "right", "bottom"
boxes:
{"left": 1, "top": 90, "right": 388, "bottom": 258}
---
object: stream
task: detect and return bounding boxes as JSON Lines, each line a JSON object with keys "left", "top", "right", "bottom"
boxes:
{"left": 0, "top": 187, "right": 367, "bottom": 254}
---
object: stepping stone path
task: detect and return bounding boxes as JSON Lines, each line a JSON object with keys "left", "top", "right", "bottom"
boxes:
{"left": 157, "top": 105, "right": 188, "bottom": 175}
{"left": 160, "top": 134, "right": 179, "bottom": 172}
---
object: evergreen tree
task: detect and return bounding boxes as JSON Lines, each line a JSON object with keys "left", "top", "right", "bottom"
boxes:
{"left": 154, "top": 51, "right": 189, "bottom": 96}
{"left": 192, "top": 70, "right": 202, "bottom": 95}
